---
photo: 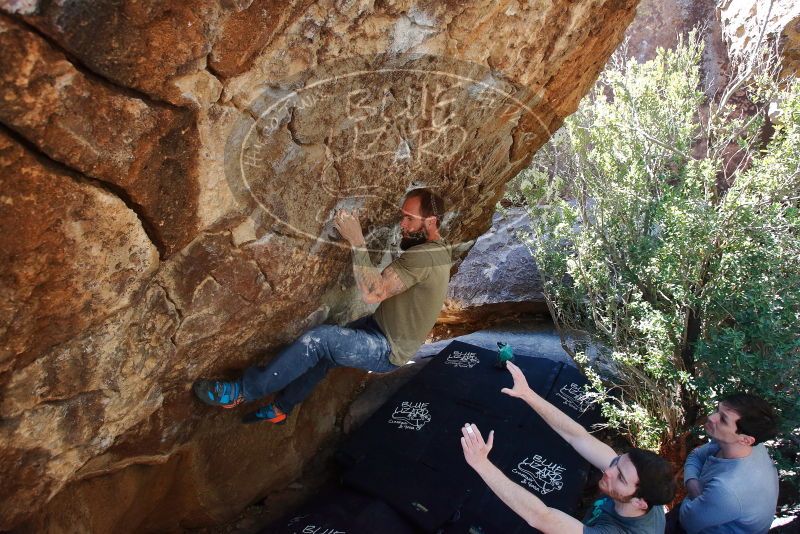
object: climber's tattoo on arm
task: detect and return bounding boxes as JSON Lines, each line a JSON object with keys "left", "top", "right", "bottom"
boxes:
{"left": 353, "top": 258, "right": 407, "bottom": 304}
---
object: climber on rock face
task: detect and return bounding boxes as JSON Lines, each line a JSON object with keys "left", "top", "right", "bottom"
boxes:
{"left": 193, "top": 188, "right": 452, "bottom": 424}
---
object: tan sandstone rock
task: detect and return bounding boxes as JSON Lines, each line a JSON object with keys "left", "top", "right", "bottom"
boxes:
{"left": 0, "top": 129, "right": 168, "bottom": 527}
{"left": 0, "top": 14, "right": 200, "bottom": 255}
{"left": 0, "top": 1, "right": 641, "bottom": 531}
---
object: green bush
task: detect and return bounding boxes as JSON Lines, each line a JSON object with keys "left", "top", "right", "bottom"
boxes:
{"left": 515, "top": 35, "right": 800, "bottom": 488}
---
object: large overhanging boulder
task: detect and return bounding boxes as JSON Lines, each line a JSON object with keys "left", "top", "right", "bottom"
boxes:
{"left": 0, "top": 1, "right": 639, "bottom": 531}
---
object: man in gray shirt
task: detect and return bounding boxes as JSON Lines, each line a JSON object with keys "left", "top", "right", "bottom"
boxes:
{"left": 670, "top": 393, "right": 779, "bottom": 534}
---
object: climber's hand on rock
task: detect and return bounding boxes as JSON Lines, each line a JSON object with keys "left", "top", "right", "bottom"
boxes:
{"left": 334, "top": 210, "right": 365, "bottom": 247}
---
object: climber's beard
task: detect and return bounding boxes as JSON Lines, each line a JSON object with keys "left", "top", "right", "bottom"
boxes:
{"left": 400, "top": 229, "right": 428, "bottom": 250}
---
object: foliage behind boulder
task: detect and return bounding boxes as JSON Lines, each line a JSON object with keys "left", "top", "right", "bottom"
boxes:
{"left": 517, "top": 34, "right": 800, "bottom": 490}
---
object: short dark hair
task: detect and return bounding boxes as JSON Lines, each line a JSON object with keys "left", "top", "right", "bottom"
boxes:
{"left": 720, "top": 392, "right": 778, "bottom": 444}
{"left": 405, "top": 188, "right": 445, "bottom": 225}
{"left": 627, "top": 448, "right": 676, "bottom": 508}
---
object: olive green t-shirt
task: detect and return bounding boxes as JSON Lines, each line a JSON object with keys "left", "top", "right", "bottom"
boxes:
{"left": 373, "top": 240, "right": 451, "bottom": 366}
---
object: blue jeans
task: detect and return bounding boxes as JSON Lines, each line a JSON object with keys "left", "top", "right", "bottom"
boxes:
{"left": 241, "top": 315, "right": 398, "bottom": 413}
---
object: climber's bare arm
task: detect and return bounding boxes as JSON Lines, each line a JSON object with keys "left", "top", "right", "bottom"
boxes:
{"left": 334, "top": 211, "right": 407, "bottom": 304}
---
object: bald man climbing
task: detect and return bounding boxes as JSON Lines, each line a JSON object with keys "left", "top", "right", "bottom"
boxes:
{"left": 193, "top": 188, "right": 451, "bottom": 424}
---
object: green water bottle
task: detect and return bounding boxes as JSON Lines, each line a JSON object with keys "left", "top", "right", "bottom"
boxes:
{"left": 496, "top": 342, "right": 515, "bottom": 368}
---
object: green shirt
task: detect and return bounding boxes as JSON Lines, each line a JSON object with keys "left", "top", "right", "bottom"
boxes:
{"left": 583, "top": 497, "right": 665, "bottom": 534}
{"left": 374, "top": 240, "right": 451, "bottom": 365}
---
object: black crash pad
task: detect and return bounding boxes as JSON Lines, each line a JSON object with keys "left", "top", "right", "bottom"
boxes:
{"left": 336, "top": 341, "right": 562, "bottom": 467}
{"left": 272, "top": 341, "right": 601, "bottom": 534}
{"left": 267, "top": 485, "right": 418, "bottom": 534}
{"left": 544, "top": 363, "right": 602, "bottom": 428}
{"left": 342, "top": 453, "right": 471, "bottom": 532}
{"left": 334, "top": 341, "right": 598, "bottom": 533}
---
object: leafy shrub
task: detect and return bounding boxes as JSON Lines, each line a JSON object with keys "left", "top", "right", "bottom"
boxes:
{"left": 515, "top": 34, "right": 800, "bottom": 488}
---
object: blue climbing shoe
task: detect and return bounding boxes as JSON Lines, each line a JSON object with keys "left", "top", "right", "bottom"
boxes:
{"left": 193, "top": 379, "right": 245, "bottom": 408}
{"left": 242, "top": 403, "right": 287, "bottom": 425}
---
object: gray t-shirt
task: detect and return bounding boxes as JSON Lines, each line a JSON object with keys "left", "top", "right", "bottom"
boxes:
{"left": 583, "top": 497, "right": 665, "bottom": 534}
{"left": 680, "top": 442, "right": 778, "bottom": 534}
